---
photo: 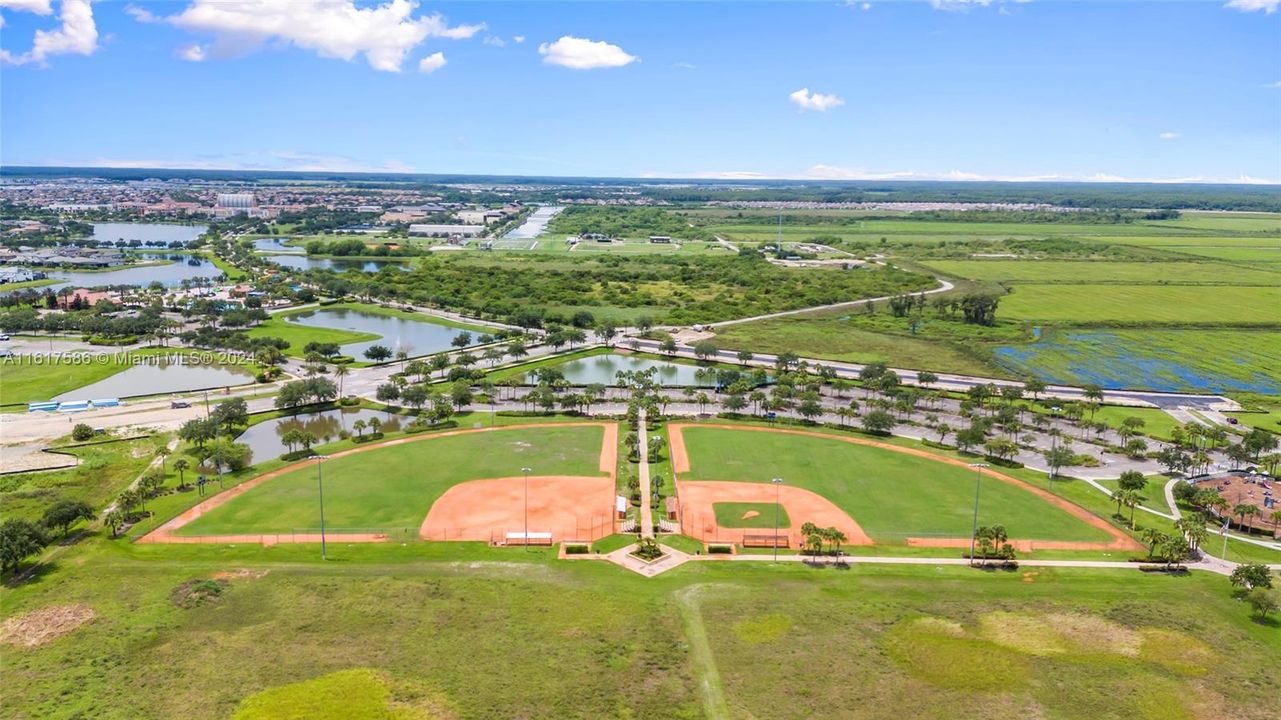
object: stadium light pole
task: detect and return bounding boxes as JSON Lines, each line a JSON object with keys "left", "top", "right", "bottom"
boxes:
{"left": 313, "top": 454, "right": 330, "bottom": 560}
{"left": 521, "top": 466, "right": 533, "bottom": 549}
{"left": 771, "top": 477, "right": 783, "bottom": 562}
{"left": 968, "top": 463, "right": 990, "bottom": 566}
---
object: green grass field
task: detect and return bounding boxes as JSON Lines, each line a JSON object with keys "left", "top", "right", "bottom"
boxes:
{"left": 0, "top": 434, "right": 170, "bottom": 522}
{"left": 918, "top": 259, "right": 1281, "bottom": 285}
{"left": 999, "top": 284, "right": 1281, "bottom": 323}
{"left": 679, "top": 427, "right": 1111, "bottom": 544}
{"left": 178, "top": 425, "right": 605, "bottom": 535}
{"left": 713, "top": 502, "right": 790, "bottom": 529}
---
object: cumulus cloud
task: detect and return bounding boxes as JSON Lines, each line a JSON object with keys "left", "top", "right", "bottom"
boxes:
{"left": 1158, "top": 132, "right": 1182, "bottom": 140}
{"left": 512, "top": 35, "right": 525, "bottom": 43}
{"left": 0, "top": 0, "right": 98, "bottom": 66}
{"left": 147, "top": 0, "right": 484, "bottom": 72}
{"left": 178, "top": 43, "right": 206, "bottom": 62}
{"left": 931, "top": 0, "right": 993, "bottom": 11}
{"left": 789, "top": 87, "right": 845, "bottom": 112}
{"left": 483, "top": 35, "right": 505, "bottom": 47}
{"left": 538, "top": 35, "right": 637, "bottom": 69}
{"left": 1225, "top": 0, "right": 1278, "bottom": 13}
{"left": 417, "top": 50, "right": 445, "bottom": 73}
{"left": 124, "top": 3, "right": 156, "bottom": 23}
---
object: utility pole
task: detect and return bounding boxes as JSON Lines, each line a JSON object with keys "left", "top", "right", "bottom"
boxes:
{"left": 314, "top": 454, "right": 329, "bottom": 560}
{"left": 968, "top": 463, "right": 990, "bottom": 566}
{"left": 771, "top": 477, "right": 783, "bottom": 562}
{"left": 522, "top": 466, "right": 532, "bottom": 549}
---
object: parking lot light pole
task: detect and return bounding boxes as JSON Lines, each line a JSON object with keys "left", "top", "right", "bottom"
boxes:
{"left": 771, "top": 478, "right": 784, "bottom": 562}
{"left": 522, "top": 467, "right": 533, "bottom": 548}
{"left": 314, "top": 454, "right": 330, "bottom": 560}
{"left": 968, "top": 463, "right": 990, "bottom": 566}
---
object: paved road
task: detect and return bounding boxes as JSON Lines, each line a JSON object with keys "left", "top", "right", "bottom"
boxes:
{"left": 708, "top": 278, "right": 956, "bottom": 328}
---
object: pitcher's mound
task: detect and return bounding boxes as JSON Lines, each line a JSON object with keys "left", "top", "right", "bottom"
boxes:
{"left": 0, "top": 604, "right": 95, "bottom": 647}
{"left": 741, "top": 510, "right": 761, "bottom": 520}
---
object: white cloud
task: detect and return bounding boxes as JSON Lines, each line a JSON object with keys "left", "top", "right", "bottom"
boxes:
{"left": 789, "top": 87, "right": 845, "bottom": 112}
{"left": 931, "top": 0, "right": 994, "bottom": 11}
{"left": 417, "top": 50, "right": 445, "bottom": 73}
{"left": 672, "top": 61, "right": 696, "bottom": 69}
{"left": 1266, "top": 80, "right": 1281, "bottom": 88}
{"left": 538, "top": 35, "right": 637, "bottom": 70}
{"left": 0, "top": 0, "right": 53, "bottom": 14}
{"left": 1225, "top": 0, "right": 1278, "bottom": 13}
{"left": 483, "top": 35, "right": 505, "bottom": 47}
{"left": 1158, "top": 132, "right": 1182, "bottom": 140}
{"left": 862, "top": 2, "right": 872, "bottom": 9}
{"left": 0, "top": 0, "right": 97, "bottom": 66}
{"left": 124, "top": 3, "right": 156, "bottom": 23}
{"left": 39, "top": 151, "right": 417, "bottom": 173}
{"left": 178, "top": 43, "right": 205, "bottom": 62}
{"left": 512, "top": 35, "right": 525, "bottom": 43}
{"left": 151, "top": 0, "right": 485, "bottom": 72}
{"left": 799, "top": 164, "right": 1278, "bottom": 184}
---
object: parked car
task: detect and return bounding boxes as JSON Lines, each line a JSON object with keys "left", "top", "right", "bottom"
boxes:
{"left": 1226, "top": 417, "right": 1239, "bottom": 425}
{"left": 0, "top": 333, "right": 10, "bottom": 341}
{"left": 170, "top": 400, "right": 191, "bottom": 409}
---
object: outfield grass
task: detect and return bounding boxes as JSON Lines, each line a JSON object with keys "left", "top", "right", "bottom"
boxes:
{"left": 179, "top": 424, "right": 606, "bottom": 534}
{"left": 678, "top": 427, "right": 1112, "bottom": 543}
{"left": 918, "top": 259, "right": 1281, "bottom": 285}
{"left": 713, "top": 502, "right": 790, "bottom": 529}
{"left": 1000, "top": 284, "right": 1281, "bottom": 323}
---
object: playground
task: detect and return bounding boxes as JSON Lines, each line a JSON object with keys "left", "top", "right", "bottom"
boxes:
{"left": 668, "top": 424, "right": 1140, "bottom": 551}
{"left": 1196, "top": 472, "right": 1279, "bottom": 536}
{"left": 143, "top": 422, "right": 618, "bottom": 545}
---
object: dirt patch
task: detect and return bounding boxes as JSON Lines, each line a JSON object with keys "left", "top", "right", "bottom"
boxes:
{"left": 171, "top": 578, "right": 229, "bottom": 609}
{"left": 420, "top": 475, "right": 615, "bottom": 543}
{"left": 0, "top": 604, "right": 95, "bottom": 647}
{"left": 741, "top": 510, "right": 760, "bottom": 520}
{"left": 210, "top": 568, "right": 269, "bottom": 582}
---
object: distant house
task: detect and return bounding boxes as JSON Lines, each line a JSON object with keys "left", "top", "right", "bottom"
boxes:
{"left": 57, "top": 288, "right": 114, "bottom": 309}
{"left": 649, "top": 235, "right": 673, "bottom": 244}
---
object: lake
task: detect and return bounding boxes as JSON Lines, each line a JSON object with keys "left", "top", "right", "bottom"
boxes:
{"left": 504, "top": 205, "right": 564, "bottom": 239}
{"left": 91, "top": 222, "right": 208, "bottom": 245}
{"left": 265, "top": 254, "right": 411, "bottom": 272}
{"left": 252, "top": 237, "right": 303, "bottom": 253}
{"left": 234, "top": 407, "right": 404, "bottom": 462}
{"left": 284, "top": 307, "right": 478, "bottom": 357}
{"left": 549, "top": 353, "right": 720, "bottom": 387}
{"left": 52, "top": 356, "right": 256, "bottom": 402}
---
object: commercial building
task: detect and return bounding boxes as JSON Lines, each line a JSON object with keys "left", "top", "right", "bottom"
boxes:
{"left": 408, "top": 224, "right": 485, "bottom": 238}
{"left": 216, "top": 193, "right": 255, "bottom": 210}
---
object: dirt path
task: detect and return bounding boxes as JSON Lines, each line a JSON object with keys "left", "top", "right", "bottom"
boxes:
{"left": 140, "top": 421, "right": 617, "bottom": 545}
{"left": 668, "top": 424, "right": 1142, "bottom": 552}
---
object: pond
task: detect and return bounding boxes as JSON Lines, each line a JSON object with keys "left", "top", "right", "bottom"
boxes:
{"left": 252, "top": 237, "right": 303, "bottom": 253}
{"left": 234, "top": 407, "right": 404, "bottom": 462}
{"left": 284, "top": 307, "right": 478, "bottom": 357}
{"left": 264, "top": 254, "right": 411, "bottom": 272}
{"left": 504, "top": 205, "right": 564, "bottom": 239}
{"left": 91, "top": 222, "right": 208, "bottom": 245}
{"left": 52, "top": 356, "right": 256, "bottom": 402}
{"left": 42, "top": 253, "right": 223, "bottom": 291}
{"left": 546, "top": 353, "right": 723, "bottom": 387}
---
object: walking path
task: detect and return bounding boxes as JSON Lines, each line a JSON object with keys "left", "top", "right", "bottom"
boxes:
{"left": 707, "top": 279, "right": 955, "bottom": 328}
{"left": 637, "top": 409, "right": 654, "bottom": 538}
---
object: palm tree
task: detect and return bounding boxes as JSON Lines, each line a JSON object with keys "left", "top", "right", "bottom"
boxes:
{"left": 1139, "top": 527, "right": 1165, "bottom": 559}
{"left": 173, "top": 458, "right": 190, "bottom": 490}
{"left": 1234, "top": 503, "right": 1258, "bottom": 532}
{"left": 1272, "top": 509, "right": 1281, "bottom": 538}
{"left": 155, "top": 446, "right": 171, "bottom": 471}
{"left": 334, "top": 364, "right": 349, "bottom": 398}
{"left": 1121, "top": 490, "right": 1140, "bottom": 528}
{"left": 352, "top": 419, "right": 367, "bottom": 439}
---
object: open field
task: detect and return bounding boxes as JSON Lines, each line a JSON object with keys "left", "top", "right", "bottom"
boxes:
{"left": 918, "top": 259, "right": 1281, "bottom": 285}
{"left": 674, "top": 425, "right": 1118, "bottom": 546}
{"left": 2, "top": 538, "right": 1277, "bottom": 720}
{"left": 0, "top": 434, "right": 169, "bottom": 522}
{"left": 174, "top": 424, "right": 608, "bottom": 536}
{"left": 999, "top": 284, "right": 1281, "bottom": 324}
{"left": 712, "top": 501, "right": 790, "bottom": 529}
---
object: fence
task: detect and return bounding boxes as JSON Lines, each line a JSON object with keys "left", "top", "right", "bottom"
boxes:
{"left": 421, "top": 512, "right": 617, "bottom": 545}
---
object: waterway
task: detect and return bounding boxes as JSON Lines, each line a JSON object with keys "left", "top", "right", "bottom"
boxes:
{"left": 283, "top": 307, "right": 477, "bottom": 357}
{"left": 52, "top": 356, "right": 256, "bottom": 402}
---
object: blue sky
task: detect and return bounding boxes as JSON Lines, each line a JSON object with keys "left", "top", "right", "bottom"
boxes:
{"left": 2, "top": 1, "right": 1279, "bottom": 182}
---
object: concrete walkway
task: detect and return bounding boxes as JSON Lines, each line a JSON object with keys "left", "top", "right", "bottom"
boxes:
{"left": 637, "top": 409, "right": 654, "bottom": 539}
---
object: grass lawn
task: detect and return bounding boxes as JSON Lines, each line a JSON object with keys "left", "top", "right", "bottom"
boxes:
{"left": 999, "top": 284, "right": 1281, "bottom": 323}
{"left": 1090, "top": 405, "right": 1184, "bottom": 442}
{"left": 2, "top": 536, "right": 1277, "bottom": 720}
{"left": 713, "top": 502, "right": 790, "bottom": 529}
{"left": 678, "top": 426, "right": 1112, "bottom": 544}
{"left": 179, "top": 424, "right": 606, "bottom": 535}
{"left": 918, "top": 259, "right": 1281, "bottom": 285}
